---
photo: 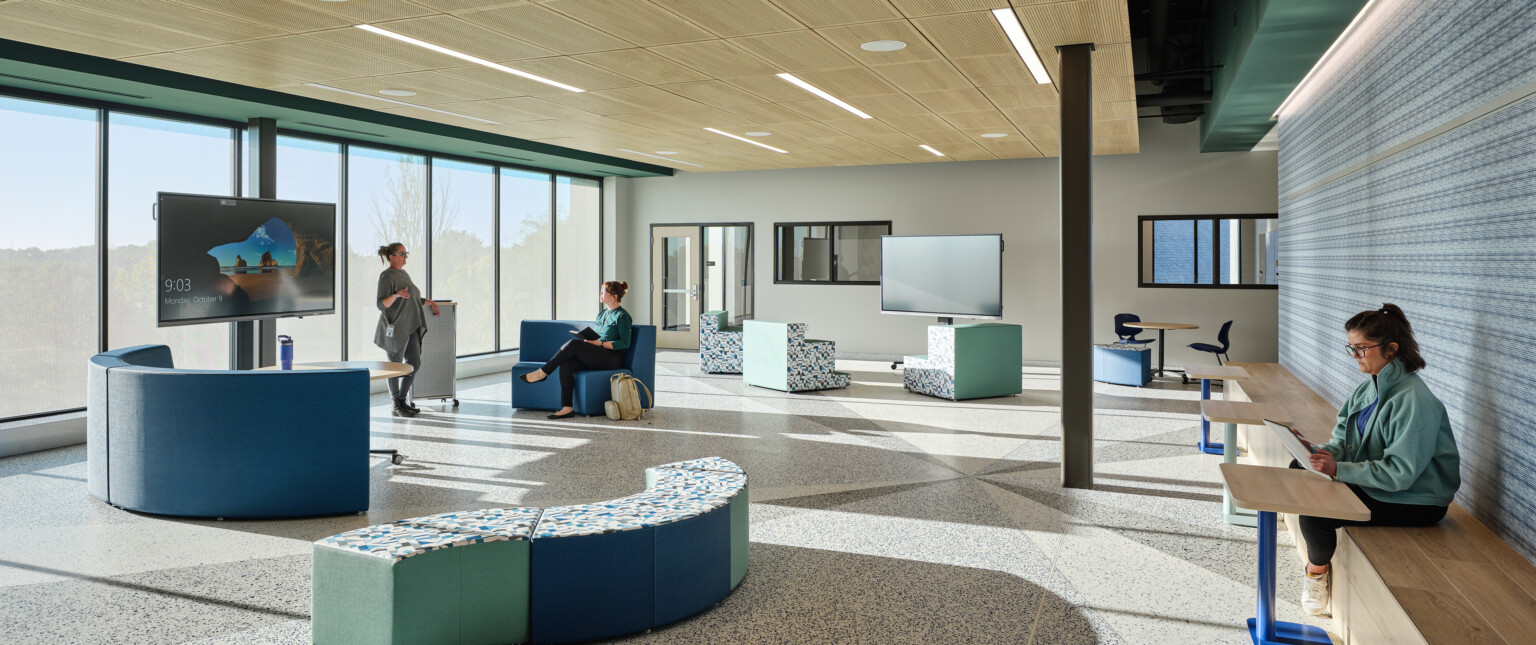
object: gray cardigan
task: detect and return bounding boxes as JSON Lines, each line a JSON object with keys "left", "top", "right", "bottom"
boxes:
{"left": 374, "top": 268, "right": 428, "bottom": 355}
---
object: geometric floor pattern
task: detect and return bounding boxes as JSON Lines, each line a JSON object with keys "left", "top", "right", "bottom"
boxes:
{"left": 0, "top": 351, "right": 1335, "bottom": 644}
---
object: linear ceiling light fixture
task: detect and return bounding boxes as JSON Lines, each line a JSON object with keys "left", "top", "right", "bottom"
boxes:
{"left": 991, "top": 8, "right": 1052, "bottom": 85}
{"left": 618, "top": 148, "right": 704, "bottom": 167}
{"left": 1271, "top": 0, "right": 1383, "bottom": 119}
{"left": 703, "top": 128, "right": 789, "bottom": 153}
{"left": 918, "top": 144, "right": 945, "bottom": 157}
{"left": 775, "top": 73, "right": 872, "bottom": 119}
{"left": 302, "top": 83, "right": 500, "bottom": 124}
{"left": 355, "top": 24, "right": 584, "bottom": 93}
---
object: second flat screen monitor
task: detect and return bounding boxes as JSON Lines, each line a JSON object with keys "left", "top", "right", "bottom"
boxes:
{"left": 880, "top": 234, "right": 1002, "bottom": 319}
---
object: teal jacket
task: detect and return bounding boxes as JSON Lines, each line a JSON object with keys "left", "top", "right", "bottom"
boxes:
{"left": 594, "top": 306, "right": 633, "bottom": 351}
{"left": 1316, "top": 359, "right": 1460, "bottom": 506}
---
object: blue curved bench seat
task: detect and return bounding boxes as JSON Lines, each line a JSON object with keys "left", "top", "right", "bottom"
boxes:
{"left": 312, "top": 457, "right": 748, "bottom": 645}
{"left": 87, "top": 345, "right": 370, "bottom": 518}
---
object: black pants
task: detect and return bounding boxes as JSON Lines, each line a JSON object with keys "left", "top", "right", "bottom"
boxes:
{"left": 387, "top": 329, "right": 424, "bottom": 401}
{"left": 1289, "top": 461, "right": 1447, "bottom": 566}
{"left": 541, "top": 339, "right": 623, "bottom": 408}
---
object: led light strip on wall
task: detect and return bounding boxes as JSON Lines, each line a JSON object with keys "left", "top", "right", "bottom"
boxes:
{"left": 355, "top": 24, "right": 585, "bottom": 93}
{"left": 776, "top": 73, "right": 873, "bottom": 119}
{"left": 1272, "top": 0, "right": 1386, "bottom": 119}
{"left": 704, "top": 128, "right": 788, "bottom": 153}
{"left": 302, "top": 83, "right": 500, "bottom": 124}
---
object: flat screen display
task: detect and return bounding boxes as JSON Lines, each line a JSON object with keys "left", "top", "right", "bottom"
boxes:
{"left": 157, "top": 192, "right": 336, "bottom": 327}
{"left": 881, "top": 234, "right": 1003, "bottom": 319}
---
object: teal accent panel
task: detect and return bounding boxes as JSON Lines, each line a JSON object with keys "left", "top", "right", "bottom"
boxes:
{"left": 730, "top": 483, "right": 749, "bottom": 589}
{"left": 312, "top": 548, "right": 394, "bottom": 645}
{"left": 460, "top": 540, "right": 530, "bottom": 645}
{"left": 951, "top": 324, "right": 1023, "bottom": 400}
{"left": 0, "top": 38, "right": 670, "bottom": 178}
{"left": 1201, "top": 0, "right": 1368, "bottom": 152}
{"left": 742, "top": 321, "right": 789, "bottom": 391}
{"left": 391, "top": 549, "right": 463, "bottom": 645}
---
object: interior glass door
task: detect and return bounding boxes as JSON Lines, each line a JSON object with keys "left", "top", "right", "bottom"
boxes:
{"left": 652, "top": 226, "right": 701, "bottom": 349}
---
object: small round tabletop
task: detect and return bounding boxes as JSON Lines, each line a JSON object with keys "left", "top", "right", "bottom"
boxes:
{"left": 1122, "top": 322, "right": 1199, "bottom": 330}
{"left": 257, "top": 361, "right": 413, "bottom": 381}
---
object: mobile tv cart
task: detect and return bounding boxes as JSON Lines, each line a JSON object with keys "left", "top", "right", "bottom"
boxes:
{"left": 414, "top": 301, "right": 460, "bottom": 408}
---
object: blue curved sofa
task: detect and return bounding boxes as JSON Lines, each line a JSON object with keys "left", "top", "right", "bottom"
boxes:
{"left": 312, "top": 457, "right": 747, "bottom": 645}
{"left": 87, "top": 345, "right": 370, "bottom": 518}
{"left": 511, "top": 320, "right": 656, "bottom": 416}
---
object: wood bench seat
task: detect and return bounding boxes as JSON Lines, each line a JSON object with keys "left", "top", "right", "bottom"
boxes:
{"left": 1225, "top": 362, "right": 1536, "bottom": 644}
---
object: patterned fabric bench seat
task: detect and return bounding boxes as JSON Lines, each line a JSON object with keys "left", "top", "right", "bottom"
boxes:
{"left": 700, "top": 310, "right": 744, "bottom": 374}
{"left": 312, "top": 458, "right": 748, "bottom": 645}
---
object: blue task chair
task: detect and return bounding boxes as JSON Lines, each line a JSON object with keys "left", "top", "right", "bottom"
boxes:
{"left": 1189, "top": 320, "right": 1234, "bottom": 365}
{"left": 1114, "top": 313, "right": 1156, "bottom": 345}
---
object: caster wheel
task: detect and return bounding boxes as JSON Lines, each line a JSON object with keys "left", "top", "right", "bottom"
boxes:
{"left": 452, "top": 399, "right": 460, "bottom": 407}
{"left": 391, "top": 454, "right": 405, "bottom": 465}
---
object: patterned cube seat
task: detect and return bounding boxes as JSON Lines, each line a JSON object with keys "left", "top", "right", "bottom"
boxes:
{"left": 904, "top": 324, "right": 1023, "bottom": 400}
{"left": 700, "top": 311, "right": 744, "bottom": 374}
{"left": 311, "top": 507, "right": 541, "bottom": 645}
{"left": 742, "top": 321, "right": 851, "bottom": 392}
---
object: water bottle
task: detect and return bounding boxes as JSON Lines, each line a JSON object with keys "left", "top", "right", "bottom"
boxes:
{"left": 278, "top": 335, "right": 294, "bottom": 370}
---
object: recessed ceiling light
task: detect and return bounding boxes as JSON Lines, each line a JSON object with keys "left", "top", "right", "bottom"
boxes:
{"left": 744, "top": 132, "right": 772, "bottom": 137}
{"left": 704, "top": 128, "right": 789, "bottom": 154}
{"left": 991, "top": 8, "right": 1052, "bottom": 85}
{"left": 776, "top": 73, "right": 872, "bottom": 119}
{"left": 861, "top": 40, "right": 907, "bottom": 52}
{"left": 355, "top": 24, "right": 584, "bottom": 93}
{"left": 980, "top": 133, "right": 1009, "bottom": 138}
{"left": 302, "top": 83, "right": 499, "bottom": 124}
{"left": 919, "top": 144, "right": 945, "bottom": 157}
{"left": 619, "top": 148, "right": 703, "bottom": 167}
{"left": 378, "top": 89, "right": 417, "bottom": 97}
{"left": 655, "top": 151, "right": 678, "bottom": 155}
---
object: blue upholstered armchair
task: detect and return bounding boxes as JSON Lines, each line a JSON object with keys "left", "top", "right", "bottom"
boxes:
{"left": 700, "top": 310, "right": 743, "bottom": 374}
{"left": 87, "top": 345, "right": 370, "bottom": 518}
{"left": 511, "top": 320, "right": 656, "bottom": 415}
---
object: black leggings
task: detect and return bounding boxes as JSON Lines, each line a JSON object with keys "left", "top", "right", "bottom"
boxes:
{"left": 541, "top": 339, "right": 623, "bottom": 407}
{"left": 1289, "top": 461, "right": 1447, "bottom": 566}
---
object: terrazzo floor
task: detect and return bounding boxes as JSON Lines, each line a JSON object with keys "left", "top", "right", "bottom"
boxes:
{"left": 0, "top": 351, "right": 1337, "bottom": 644}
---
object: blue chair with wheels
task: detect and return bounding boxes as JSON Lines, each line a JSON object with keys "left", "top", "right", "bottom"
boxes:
{"left": 1189, "top": 320, "right": 1233, "bottom": 365}
{"left": 1114, "top": 313, "right": 1156, "bottom": 345}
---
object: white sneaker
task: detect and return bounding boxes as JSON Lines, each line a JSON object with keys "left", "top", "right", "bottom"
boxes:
{"left": 1301, "top": 568, "right": 1331, "bottom": 617}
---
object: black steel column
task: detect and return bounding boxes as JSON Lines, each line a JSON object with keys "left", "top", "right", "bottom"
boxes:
{"left": 232, "top": 117, "right": 278, "bottom": 369}
{"left": 1059, "top": 43, "right": 1095, "bottom": 489}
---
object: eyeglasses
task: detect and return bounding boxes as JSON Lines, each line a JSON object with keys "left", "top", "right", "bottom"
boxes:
{"left": 391, "top": 252, "right": 410, "bottom": 257}
{"left": 1344, "top": 343, "right": 1384, "bottom": 358}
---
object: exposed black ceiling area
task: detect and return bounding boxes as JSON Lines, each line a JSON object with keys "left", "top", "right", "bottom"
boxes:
{"left": 1129, "top": 0, "right": 1215, "bottom": 125}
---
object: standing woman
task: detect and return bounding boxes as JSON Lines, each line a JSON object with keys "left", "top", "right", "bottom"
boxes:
{"left": 518, "top": 281, "right": 632, "bottom": 419}
{"left": 1294, "top": 304, "right": 1460, "bottom": 616}
{"left": 375, "top": 242, "right": 439, "bottom": 418}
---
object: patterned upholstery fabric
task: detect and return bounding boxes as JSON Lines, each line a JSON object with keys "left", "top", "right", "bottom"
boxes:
{"left": 699, "top": 311, "right": 743, "bottom": 374}
{"left": 314, "top": 507, "right": 542, "bottom": 561}
{"left": 904, "top": 326, "right": 958, "bottom": 399}
{"left": 786, "top": 324, "right": 852, "bottom": 391}
{"left": 654, "top": 456, "right": 745, "bottom": 473}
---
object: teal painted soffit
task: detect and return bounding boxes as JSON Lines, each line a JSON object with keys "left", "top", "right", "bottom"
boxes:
{"left": 0, "top": 38, "right": 671, "bottom": 178}
{"left": 1201, "top": 0, "right": 1367, "bottom": 152}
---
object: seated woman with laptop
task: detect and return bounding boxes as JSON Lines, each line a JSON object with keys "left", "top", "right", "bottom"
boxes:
{"left": 1287, "top": 304, "right": 1461, "bottom": 617}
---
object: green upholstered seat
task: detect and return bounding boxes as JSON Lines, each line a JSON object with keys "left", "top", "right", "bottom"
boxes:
{"left": 742, "top": 320, "right": 850, "bottom": 392}
{"left": 903, "top": 324, "right": 1023, "bottom": 400}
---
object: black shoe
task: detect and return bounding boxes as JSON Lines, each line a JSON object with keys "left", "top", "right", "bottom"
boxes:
{"left": 392, "top": 399, "right": 418, "bottom": 417}
{"left": 547, "top": 410, "right": 576, "bottom": 419}
{"left": 405, "top": 400, "right": 420, "bottom": 412}
{"left": 517, "top": 372, "right": 534, "bottom": 383}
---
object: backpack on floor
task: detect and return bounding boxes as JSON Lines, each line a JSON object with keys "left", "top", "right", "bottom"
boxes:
{"left": 605, "top": 373, "right": 653, "bottom": 421}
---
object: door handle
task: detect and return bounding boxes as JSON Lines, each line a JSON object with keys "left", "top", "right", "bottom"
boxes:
{"left": 690, "top": 284, "right": 698, "bottom": 301}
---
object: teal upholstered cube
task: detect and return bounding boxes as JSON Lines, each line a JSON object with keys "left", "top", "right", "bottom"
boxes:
{"left": 311, "top": 508, "right": 538, "bottom": 645}
{"left": 903, "top": 324, "right": 1022, "bottom": 400}
{"left": 742, "top": 320, "right": 850, "bottom": 392}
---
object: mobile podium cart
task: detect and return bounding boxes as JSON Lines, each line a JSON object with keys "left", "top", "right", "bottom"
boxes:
{"left": 415, "top": 301, "right": 459, "bottom": 407}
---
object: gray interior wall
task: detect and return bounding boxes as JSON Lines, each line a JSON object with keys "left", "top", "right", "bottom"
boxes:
{"left": 617, "top": 121, "right": 1279, "bottom": 364}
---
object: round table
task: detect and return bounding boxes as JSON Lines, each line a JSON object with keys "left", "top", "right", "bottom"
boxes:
{"left": 258, "top": 361, "right": 413, "bottom": 380}
{"left": 1121, "top": 322, "right": 1198, "bottom": 381}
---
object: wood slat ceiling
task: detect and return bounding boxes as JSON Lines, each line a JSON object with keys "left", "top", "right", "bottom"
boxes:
{"left": 0, "top": 0, "right": 1138, "bottom": 172}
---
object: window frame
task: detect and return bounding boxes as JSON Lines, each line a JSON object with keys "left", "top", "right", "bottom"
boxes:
{"left": 772, "top": 220, "right": 892, "bottom": 286}
{"left": 1137, "top": 214, "right": 1279, "bottom": 290}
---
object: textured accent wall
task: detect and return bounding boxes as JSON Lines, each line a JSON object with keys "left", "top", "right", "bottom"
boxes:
{"left": 1278, "top": 0, "right": 1536, "bottom": 558}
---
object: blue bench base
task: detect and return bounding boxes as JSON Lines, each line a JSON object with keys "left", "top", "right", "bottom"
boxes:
{"left": 512, "top": 362, "right": 631, "bottom": 416}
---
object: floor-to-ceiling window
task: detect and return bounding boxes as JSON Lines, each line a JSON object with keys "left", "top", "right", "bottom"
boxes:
{"left": 345, "top": 147, "right": 426, "bottom": 361}
{"left": 106, "top": 113, "right": 234, "bottom": 369}
{"left": 431, "top": 159, "right": 496, "bottom": 355}
{"left": 554, "top": 177, "right": 601, "bottom": 318}
{"left": 273, "top": 136, "right": 344, "bottom": 362}
{"left": 499, "top": 169, "right": 552, "bottom": 350}
{"left": 0, "top": 96, "right": 99, "bottom": 418}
